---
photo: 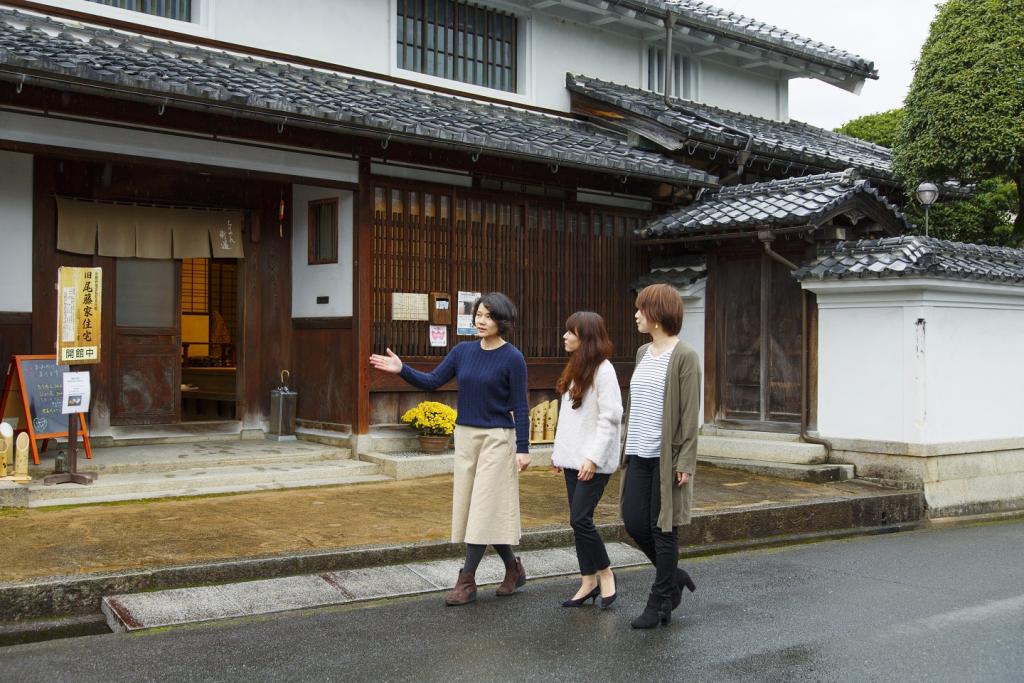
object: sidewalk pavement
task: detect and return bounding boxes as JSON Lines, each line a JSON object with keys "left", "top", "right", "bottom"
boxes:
{"left": 2, "top": 465, "right": 914, "bottom": 584}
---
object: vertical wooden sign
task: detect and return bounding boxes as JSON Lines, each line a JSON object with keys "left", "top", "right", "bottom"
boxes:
{"left": 57, "top": 266, "right": 102, "bottom": 365}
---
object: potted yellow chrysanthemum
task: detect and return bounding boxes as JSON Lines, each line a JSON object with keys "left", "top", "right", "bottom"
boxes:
{"left": 401, "top": 401, "right": 457, "bottom": 453}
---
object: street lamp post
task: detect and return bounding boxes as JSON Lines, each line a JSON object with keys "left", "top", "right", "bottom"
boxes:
{"left": 915, "top": 182, "right": 939, "bottom": 237}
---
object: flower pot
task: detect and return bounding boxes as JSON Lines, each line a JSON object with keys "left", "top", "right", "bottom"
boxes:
{"left": 417, "top": 434, "right": 452, "bottom": 454}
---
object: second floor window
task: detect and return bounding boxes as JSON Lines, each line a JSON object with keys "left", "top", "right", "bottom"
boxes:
{"left": 397, "top": 0, "right": 518, "bottom": 93}
{"left": 647, "top": 47, "right": 686, "bottom": 98}
{"left": 86, "top": 0, "right": 192, "bottom": 22}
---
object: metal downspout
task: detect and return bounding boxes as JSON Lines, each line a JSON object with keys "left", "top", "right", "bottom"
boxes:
{"left": 757, "top": 231, "right": 832, "bottom": 456}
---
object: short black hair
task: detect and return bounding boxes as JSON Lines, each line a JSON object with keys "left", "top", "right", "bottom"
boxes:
{"left": 472, "top": 292, "right": 517, "bottom": 336}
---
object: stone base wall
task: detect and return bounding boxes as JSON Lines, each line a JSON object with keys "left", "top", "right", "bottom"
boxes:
{"left": 828, "top": 437, "right": 1024, "bottom": 518}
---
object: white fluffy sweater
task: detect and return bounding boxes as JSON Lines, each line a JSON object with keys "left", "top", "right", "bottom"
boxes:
{"left": 551, "top": 360, "right": 623, "bottom": 474}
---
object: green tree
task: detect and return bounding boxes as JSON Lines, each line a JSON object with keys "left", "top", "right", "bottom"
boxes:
{"left": 893, "top": 0, "right": 1024, "bottom": 243}
{"left": 835, "top": 109, "right": 904, "bottom": 149}
{"left": 838, "top": 109, "right": 1016, "bottom": 244}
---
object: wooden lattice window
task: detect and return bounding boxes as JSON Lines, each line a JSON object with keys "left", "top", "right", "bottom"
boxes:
{"left": 397, "top": 0, "right": 519, "bottom": 93}
{"left": 372, "top": 182, "right": 647, "bottom": 360}
{"left": 308, "top": 198, "right": 339, "bottom": 265}
{"left": 86, "top": 0, "right": 192, "bottom": 21}
{"left": 181, "top": 258, "right": 209, "bottom": 314}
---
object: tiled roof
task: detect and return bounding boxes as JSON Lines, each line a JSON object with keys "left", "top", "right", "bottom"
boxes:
{"left": 631, "top": 254, "right": 706, "bottom": 290}
{"left": 631, "top": 0, "right": 876, "bottom": 78}
{"left": 569, "top": 75, "right": 892, "bottom": 179}
{"left": 638, "top": 169, "right": 908, "bottom": 240}
{"left": 794, "top": 236, "right": 1024, "bottom": 284}
{"left": 0, "top": 8, "right": 715, "bottom": 186}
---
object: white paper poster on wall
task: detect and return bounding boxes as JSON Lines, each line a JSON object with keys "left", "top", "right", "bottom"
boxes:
{"left": 456, "top": 291, "right": 481, "bottom": 336}
{"left": 429, "top": 325, "right": 448, "bottom": 347}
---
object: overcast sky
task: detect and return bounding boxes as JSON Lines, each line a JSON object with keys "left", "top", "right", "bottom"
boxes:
{"left": 719, "top": 0, "right": 942, "bottom": 130}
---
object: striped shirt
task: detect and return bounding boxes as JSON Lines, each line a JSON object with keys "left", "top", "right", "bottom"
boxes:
{"left": 624, "top": 345, "right": 674, "bottom": 458}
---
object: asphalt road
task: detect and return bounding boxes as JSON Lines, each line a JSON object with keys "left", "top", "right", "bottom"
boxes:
{"left": 3, "top": 518, "right": 1023, "bottom": 682}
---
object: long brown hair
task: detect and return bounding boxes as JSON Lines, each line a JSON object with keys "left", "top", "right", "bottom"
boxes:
{"left": 556, "top": 311, "right": 614, "bottom": 409}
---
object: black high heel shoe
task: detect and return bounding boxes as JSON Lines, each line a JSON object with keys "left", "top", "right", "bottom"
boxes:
{"left": 671, "top": 568, "right": 696, "bottom": 609}
{"left": 630, "top": 599, "right": 672, "bottom": 629}
{"left": 599, "top": 570, "right": 617, "bottom": 609}
{"left": 562, "top": 585, "right": 600, "bottom": 607}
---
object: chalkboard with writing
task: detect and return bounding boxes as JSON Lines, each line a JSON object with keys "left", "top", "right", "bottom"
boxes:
{"left": 18, "top": 358, "right": 68, "bottom": 437}
{"left": 1, "top": 355, "right": 93, "bottom": 466}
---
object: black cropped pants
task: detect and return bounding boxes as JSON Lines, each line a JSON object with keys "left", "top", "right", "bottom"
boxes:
{"left": 563, "top": 468, "right": 612, "bottom": 575}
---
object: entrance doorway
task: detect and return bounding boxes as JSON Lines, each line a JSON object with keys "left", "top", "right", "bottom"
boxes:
{"left": 179, "top": 258, "right": 239, "bottom": 421}
{"left": 110, "top": 257, "right": 239, "bottom": 426}
{"left": 716, "top": 252, "right": 803, "bottom": 431}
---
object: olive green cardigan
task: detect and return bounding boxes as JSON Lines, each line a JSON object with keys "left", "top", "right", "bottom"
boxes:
{"left": 619, "top": 340, "right": 702, "bottom": 532}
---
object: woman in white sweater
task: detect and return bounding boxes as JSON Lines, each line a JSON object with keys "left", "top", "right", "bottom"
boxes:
{"left": 551, "top": 311, "right": 623, "bottom": 608}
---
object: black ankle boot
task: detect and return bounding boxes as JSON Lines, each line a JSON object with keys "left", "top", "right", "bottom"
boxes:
{"left": 671, "top": 568, "right": 696, "bottom": 609}
{"left": 630, "top": 599, "right": 672, "bottom": 629}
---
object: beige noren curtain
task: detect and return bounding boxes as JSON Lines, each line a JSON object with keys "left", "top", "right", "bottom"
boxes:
{"left": 56, "top": 199, "right": 244, "bottom": 259}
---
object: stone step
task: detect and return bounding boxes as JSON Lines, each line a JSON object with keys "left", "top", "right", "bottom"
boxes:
{"left": 699, "top": 456, "right": 854, "bottom": 483}
{"left": 90, "top": 421, "right": 253, "bottom": 448}
{"left": 700, "top": 427, "right": 804, "bottom": 442}
{"left": 26, "top": 459, "right": 384, "bottom": 506}
{"left": 359, "top": 445, "right": 554, "bottom": 480}
{"left": 295, "top": 427, "right": 352, "bottom": 449}
{"left": 31, "top": 473, "right": 393, "bottom": 508}
{"left": 101, "top": 542, "right": 649, "bottom": 633}
{"left": 698, "top": 435, "right": 827, "bottom": 465}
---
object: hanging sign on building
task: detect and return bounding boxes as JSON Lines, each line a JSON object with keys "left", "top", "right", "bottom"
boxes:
{"left": 56, "top": 267, "right": 102, "bottom": 365}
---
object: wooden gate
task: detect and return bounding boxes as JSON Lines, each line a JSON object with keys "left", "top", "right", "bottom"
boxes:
{"left": 716, "top": 251, "right": 803, "bottom": 429}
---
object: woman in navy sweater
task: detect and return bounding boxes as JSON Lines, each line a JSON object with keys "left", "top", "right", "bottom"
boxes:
{"left": 369, "top": 292, "right": 531, "bottom": 606}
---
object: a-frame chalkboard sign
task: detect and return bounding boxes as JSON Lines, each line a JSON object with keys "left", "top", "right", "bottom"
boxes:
{"left": 0, "top": 355, "right": 93, "bottom": 466}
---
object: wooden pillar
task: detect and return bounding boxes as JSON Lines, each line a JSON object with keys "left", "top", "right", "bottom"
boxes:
{"left": 703, "top": 252, "right": 718, "bottom": 425}
{"left": 353, "top": 158, "right": 374, "bottom": 434}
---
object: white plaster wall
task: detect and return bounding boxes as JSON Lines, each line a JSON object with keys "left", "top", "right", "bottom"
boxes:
{"left": 678, "top": 280, "right": 707, "bottom": 425}
{"left": 696, "top": 60, "right": 786, "bottom": 120}
{"left": 809, "top": 279, "right": 1024, "bottom": 445}
{"left": 291, "top": 186, "right": 354, "bottom": 318}
{"left": 213, "top": 0, "right": 388, "bottom": 74}
{"left": 923, "top": 303, "right": 1024, "bottom": 442}
{"left": 528, "top": 14, "right": 641, "bottom": 111}
{"left": 0, "top": 151, "right": 33, "bottom": 312}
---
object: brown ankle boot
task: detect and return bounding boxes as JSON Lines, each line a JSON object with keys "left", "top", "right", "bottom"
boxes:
{"left": 495, "top": 557, "right": 526, "bottom": 596}
{"left": 445, "top": 569, "right": 477, "bottom": 606}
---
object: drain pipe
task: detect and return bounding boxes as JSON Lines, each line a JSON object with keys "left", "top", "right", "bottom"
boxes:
{"left": 757, "top": 231, "right": 832, "bottom": 456}
{"left": 660, "top": 12, "right": 752, "bottom": 184}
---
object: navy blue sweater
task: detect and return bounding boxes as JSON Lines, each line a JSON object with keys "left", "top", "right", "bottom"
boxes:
{"left": 399, "top": 341, "right": 530, "bottom": 453}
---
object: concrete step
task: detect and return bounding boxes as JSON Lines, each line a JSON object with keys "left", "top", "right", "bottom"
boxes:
{"left": 700, "top": 427, "right": 803, "bottom": 442}
{"left": 698, "top": 435, "right": 827, "bottom": 465}
{"left": 101, "top": 542, "right": 650, "bottom": 632}
{"left": 26, "top": 460, "right": 385, "bottom": 507}
{"left": 295, "top": 427, "right": 352, "bottom": 449}
{"left": 90, "top": 421, "right": 255, "bottom": 448}
{"left": 31, "top": 473, "right": 393, "bottom": 508}
{"left": 28, "top": 441, "right": 352, "bottom": 477}
{"left": 359, "top": 445, "right": 554, "bottom": 480}
{"left": 699, "top": 456, "right": 854, "bottom": 483}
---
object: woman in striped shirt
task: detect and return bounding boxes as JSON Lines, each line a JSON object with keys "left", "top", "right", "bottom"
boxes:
{"left": 620, "top": 284, "right": 702, "bottom": 629}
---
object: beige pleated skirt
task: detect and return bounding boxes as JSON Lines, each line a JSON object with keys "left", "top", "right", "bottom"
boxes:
{"left": 451, "top": 424, "right": 521, "bottom": 545}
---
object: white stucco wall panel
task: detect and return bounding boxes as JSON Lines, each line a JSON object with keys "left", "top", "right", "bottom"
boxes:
{"left": 0, "top": 151, "right": 33, "bottom": 312}
{"left": 213, "top": 0, "right": 389, "bottom": 74}
{"left": 291, "top": 186, "right": 354, "bottom": 318}
{"left": 529, "top": 15, "right": 641, "bottom": 111}
{"left": 923, "top": 305, "right": 1024, "bottom": 443}
{"left": 809, "top": 279, "right": 1024, "bottom": 446}
{"left": 815, "top": 305, "right": 906, "bottom": 441}
{"left": 696, "top": 61, "right": 785, "bottom": 121}
{"left": 678, "top": 280, "right": 707, "bottom": 425}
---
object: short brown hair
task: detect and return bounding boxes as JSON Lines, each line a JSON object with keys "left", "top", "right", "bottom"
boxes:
{"left": 635, "top": 284, "right": 683, "bottom": 336}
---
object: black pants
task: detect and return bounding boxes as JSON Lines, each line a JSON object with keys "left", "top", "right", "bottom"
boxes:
{"left": 621, "top": 455, "right": 679, "bottom": 607}
{"left": 563, "top": 469, "right": 612, "bottom": 575}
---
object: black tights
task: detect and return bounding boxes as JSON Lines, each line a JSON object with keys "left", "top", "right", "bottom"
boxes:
{"left": 463, "top": 543, "right": 515, "bottom": 572}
